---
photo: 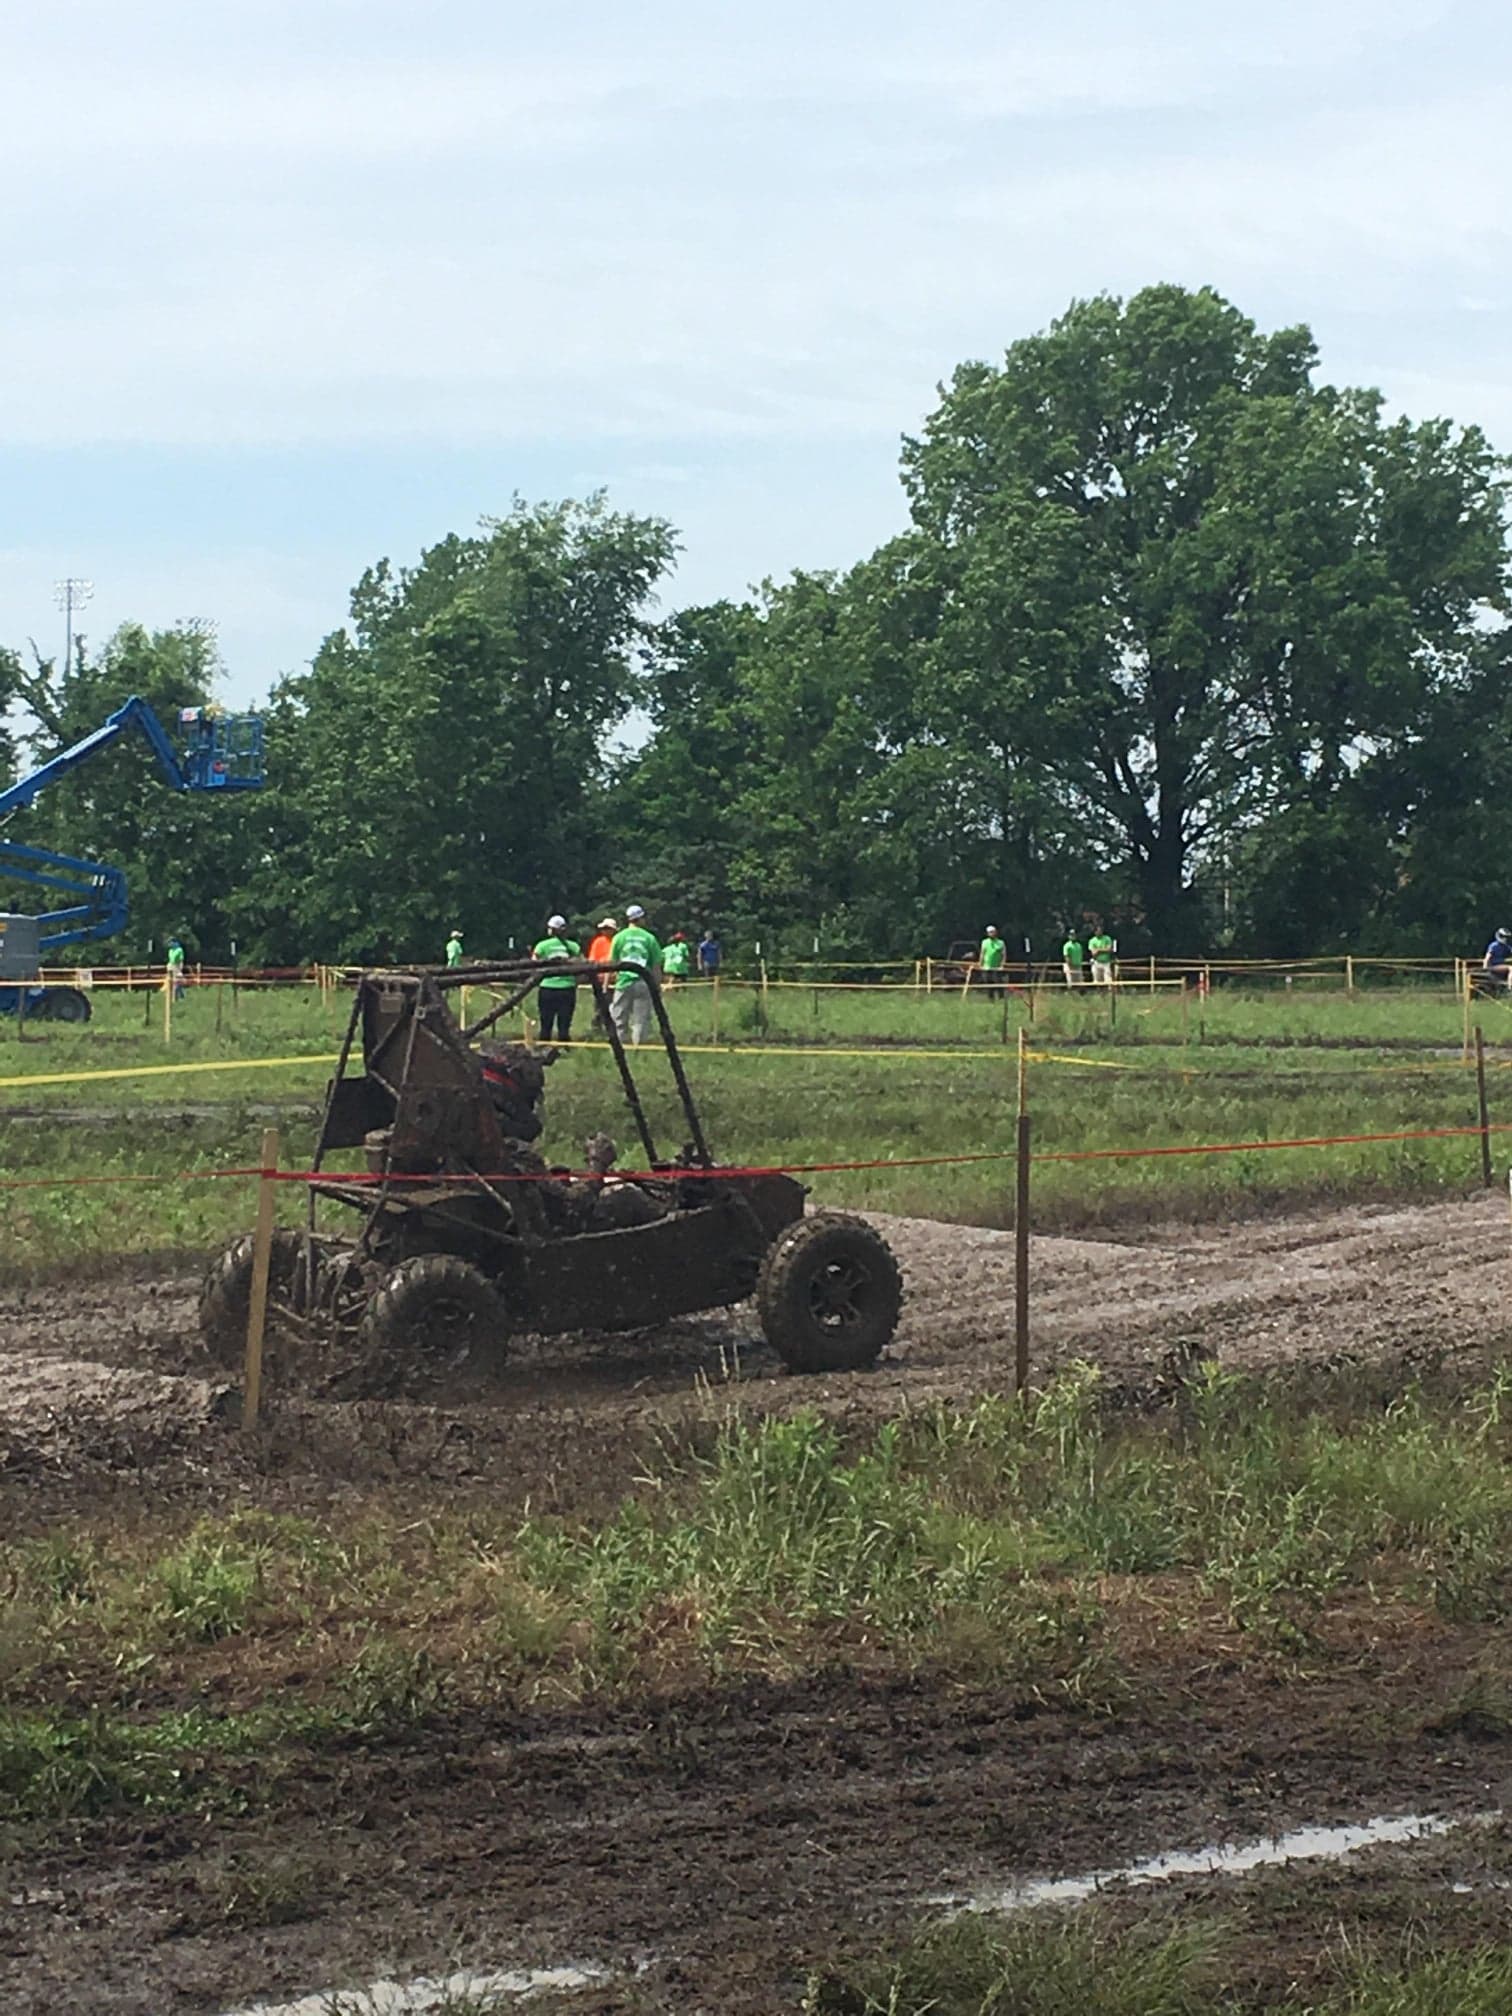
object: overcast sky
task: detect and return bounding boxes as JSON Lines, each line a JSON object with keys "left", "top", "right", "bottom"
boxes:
{"left": 3, "top": 0, "right": 1509, "bottom": 705}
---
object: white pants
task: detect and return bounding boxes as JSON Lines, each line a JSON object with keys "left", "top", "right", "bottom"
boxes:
{"left": 610, "top": 978, "right": 654, "bottom": 1045}
{"left": 1092, "top": 959, "right": 1113, "bottom": 985}
{"left": 1063, "top": 963, "right": 1081, "bottom": 987}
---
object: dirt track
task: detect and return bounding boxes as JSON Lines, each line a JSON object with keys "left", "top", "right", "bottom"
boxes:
{"left": 0, "top": 1193, "right": 1506, "bottom": 1518}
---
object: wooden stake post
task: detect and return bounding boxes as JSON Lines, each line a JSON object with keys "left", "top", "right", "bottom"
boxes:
{"left": 1014, "top": 1030, "right": 1031, "bottom": 1395}
{"left": 1464, "top": 968, "right": 1474, "bottom": 1066}
{"left": 1475, "top": 1025, "right": 1493, "bottom": 1189}
{"left": 242, "top": 1126, "right": 281, "bottom": 1430}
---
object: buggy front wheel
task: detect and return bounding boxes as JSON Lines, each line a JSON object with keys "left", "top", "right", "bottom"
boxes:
{"left": 756, "top": 1213, "right": 902, "bottom": 1374}
{"left": 359, "top": 1254, "right": 508, "bottom": 1396}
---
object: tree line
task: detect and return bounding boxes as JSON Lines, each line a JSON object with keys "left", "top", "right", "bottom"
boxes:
{"left": 3, "top": 283, "right": 1507, "bottom": 968}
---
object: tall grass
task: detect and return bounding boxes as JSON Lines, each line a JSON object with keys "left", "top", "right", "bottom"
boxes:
{"left": 4, "top": 1371, "right": 1509, "bottom": 1822}
{"left": 806, "top": 1917, "right": 1512, "bottom": 2016}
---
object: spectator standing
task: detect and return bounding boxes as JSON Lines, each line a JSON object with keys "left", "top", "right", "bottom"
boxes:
{"left": 697, "top": 928, "right": 722, "bottom": 979}
{"left": 1088, "top": 928, "right": 1116, "bottom": 986}
{"left": 166, "top": 936, "right": 187, "bottom": 1002}
{"left": 977, "top": 925, "right": 1007, "bottom": 1000}
{"left": 1482, "top": 927, "right": 1512, "bottom": 993}
{"left": 445, "top": 928, "right": 464, "bottom": 969}
{"left": 532, "top": 913, "right": 581, "bottom": 1042}
{"left": 1062, "top": 932, "right": 1085, "bottom": 987}
{"left": 609, "top": 905, "right": 662, "bottom": 1045}
{"left": 662, "top": 931, "right": 692, "bottom": 986}
{"left": 587, "top": 917, "right": 617, "bottom": 965}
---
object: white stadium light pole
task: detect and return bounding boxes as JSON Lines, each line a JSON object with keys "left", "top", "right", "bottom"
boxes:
{"left": 53, "top": 576, "right": 94, "bottom": 675}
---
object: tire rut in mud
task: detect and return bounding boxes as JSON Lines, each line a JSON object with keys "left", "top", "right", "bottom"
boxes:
{"left": 3, "top": 1659, "right": 1506, "bottom": 2015}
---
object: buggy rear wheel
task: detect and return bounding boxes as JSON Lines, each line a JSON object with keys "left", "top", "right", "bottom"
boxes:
{"left": 199, "top": 1229, "right": 323, "bottom": 1367}
{"left": 756, "top": 1213, "right": 902, "bottom": 1373}
{"left": 358, "top": 1253, "right": 508, "bottom": 1396}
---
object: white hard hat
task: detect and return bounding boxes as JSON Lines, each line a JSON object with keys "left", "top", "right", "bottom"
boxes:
{"left": 547, "top": 914, "right": 566, "bottom": 931}
{"left": 626, "top": 903, "right": 646, "bottom": 921}
{"left": 985, "top": 924, "right": 999, "bottom": 933}
{"left": 598, "top": 917, "right": 617, "bottom": 930}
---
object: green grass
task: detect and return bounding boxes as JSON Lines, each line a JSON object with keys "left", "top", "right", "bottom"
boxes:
{"left": 0, "top": 976, "right": 1507, "bottom": 1271}
{"left": 3, "top": 1370, "right": 1508, "bottom": 1823}
{"left": 805, "top": 1917, "right": 1512, "bottom": 2016}
{"left": 805, "top": 1916, "right": 1222, "bottom": 2015}
{"left": 0, "top": 1023, "right": 1504, "bottom": 1273}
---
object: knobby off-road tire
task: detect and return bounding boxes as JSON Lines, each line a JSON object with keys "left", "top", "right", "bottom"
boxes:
{"left": 358, "top": 1253, "right": 508, "bottom": 1397}
{"left": 198, "top": 1228, "right": 320, "bottom": 1368}
{"left": 756, "top": 1212, "right": 902, "bottom": 1373}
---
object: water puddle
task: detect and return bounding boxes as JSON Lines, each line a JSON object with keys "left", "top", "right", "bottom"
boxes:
{"left": 222, "top": 1810, "right": 1503, "bottom": 2011}
{"left": 934, "top": 1809, "right": 1498, "bottom": 1916}
{"left": 222, "top": 1960, "right": 615, "bottom": 2015}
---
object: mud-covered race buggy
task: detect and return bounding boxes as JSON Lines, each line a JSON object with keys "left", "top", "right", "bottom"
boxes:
{"left": 199, "top": 959, "right": 902, "bottom": 1393}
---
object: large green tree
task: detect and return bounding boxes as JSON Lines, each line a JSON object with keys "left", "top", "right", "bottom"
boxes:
{"left": 902, "top": 285, "right": 1508, "bottom": 948}
{"left": 234, "top": 497, "right": 676, "bottom": 963}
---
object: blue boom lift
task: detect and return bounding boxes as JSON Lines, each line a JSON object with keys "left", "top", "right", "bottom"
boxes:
{"left": 0, "top": 697, "right": 264, "bottom": 1023}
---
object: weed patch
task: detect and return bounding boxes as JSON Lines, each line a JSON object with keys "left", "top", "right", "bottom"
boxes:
{"left": 4, "top": 1371, "right": 1510, "bottom": 1822}
{"left": 804, "top": 1916, "right": 1512, "bottom": 2016}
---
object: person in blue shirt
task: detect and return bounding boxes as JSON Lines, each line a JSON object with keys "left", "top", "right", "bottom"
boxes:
{"left": 1483, "top": 928, "right": 1512, "bottom": 992}
{"left": 697, "top": 929, "right": 722, "bottom": 979}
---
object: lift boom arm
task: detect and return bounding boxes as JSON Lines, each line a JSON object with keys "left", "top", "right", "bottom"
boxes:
{"left": 0, "top": 695, "right": 263, "bottom": 950}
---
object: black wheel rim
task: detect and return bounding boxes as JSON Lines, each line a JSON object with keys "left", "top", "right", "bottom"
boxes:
{"left": 416, "top": 1294, "right": 481, "bottom": 1362}
{"left": 806, "top": 1256, "right": 871, "bottom": 1331}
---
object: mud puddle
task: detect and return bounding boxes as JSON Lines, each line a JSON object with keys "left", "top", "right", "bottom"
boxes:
{"left": 217, "top": 1811, "right": 1503, "bottom": 2016}
{"left": 223, "top": 1960, "right": 615, "bottom": 2015}
{"left": 934, "top": 1808, "right": 1500, "bottom": 1915}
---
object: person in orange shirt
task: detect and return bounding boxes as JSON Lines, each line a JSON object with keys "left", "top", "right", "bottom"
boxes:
{"left": 587, "top": 917, "right": 617, "bottom": 964}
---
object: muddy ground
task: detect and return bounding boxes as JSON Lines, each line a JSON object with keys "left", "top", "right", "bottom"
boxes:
{"left": 0, "top": 1193, "right": 1507, "bottom": 1528}
{"left": 3, "top": 1651, "right": 1509, "bottom": 2014}
{"left": 2, "top": 1194, "right": 1510, "bottom": 2013}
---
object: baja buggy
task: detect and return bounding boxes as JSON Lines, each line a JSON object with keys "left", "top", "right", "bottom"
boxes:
{"left": 199, "top": 959, "right": 902, "bottom": 1393}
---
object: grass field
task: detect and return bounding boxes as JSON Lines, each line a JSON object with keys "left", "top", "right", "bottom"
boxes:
{"left": 5, "top": 1365, "right": 1508, "bottom": 1823}
{"left": 6, "top": 979, "right": 1512, "bottom": 2012}
{"left": 5, "top": 1365, "right": 1511, "bottom": 2010}
{"left": 0, "top": 978, "right": 1507, "bottom": 1273}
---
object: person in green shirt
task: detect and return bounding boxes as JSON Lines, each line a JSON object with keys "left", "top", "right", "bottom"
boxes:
{"left": 445, "top": 928, "right": 464, "bottom": 969}
{"left": 978, "top": 925, "right": 1007, "bottom": 999}
{"left": 1088, "top": 929, "right": 1116, "bottom": 985}
{"left": 166, "top": 936, "right": 187, "bottom": 1002}
{"left": 532, "top": 913, "right": 582, "bottom": 1042}
{"left": 608, "top": 904, "right": 662, "bottom": 1046}
{"left": 662, "top": 931, "right": 692, "bottom": 985}
{"left": 1062, "top": 934, "right": 1084, "bottom": 987}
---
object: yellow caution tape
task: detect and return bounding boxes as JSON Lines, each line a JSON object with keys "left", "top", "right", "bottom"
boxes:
{"left": 0, "top": 1037, "right": 1140, "bottom": 1092}
{"left": 0, "top": 1052, "right": 340, "bottom": 1090}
